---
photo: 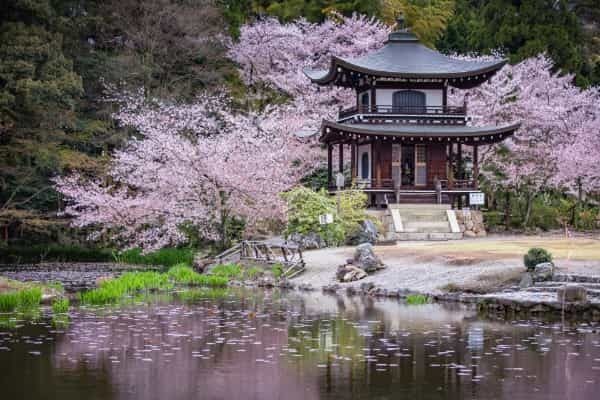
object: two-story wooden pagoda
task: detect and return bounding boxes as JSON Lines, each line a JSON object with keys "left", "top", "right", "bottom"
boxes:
{"left": 304, "top": 17, "right": 520, "bottom": 207}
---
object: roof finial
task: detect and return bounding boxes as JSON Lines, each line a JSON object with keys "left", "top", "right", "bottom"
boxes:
{"left": 396, "top": 14, "right": 407, "bottom": 32}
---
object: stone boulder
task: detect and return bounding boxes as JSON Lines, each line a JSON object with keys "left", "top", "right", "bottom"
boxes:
{"left": 353, "top": 243, "right": 385, "bottom": 273}
{"left": 336, "top": 264, "right": 368, "bottom": 282}
{"left": 289, "top": 232, "right": 325, "bottom": 250}
{"left": 346, "top": 220, "right": 379, "bottom": 245}
{"left": 532, "top": 262, "right": 554, "bottom": 282}
{"left": 557, "top": 285, "right": 588, "bottom": 303}
{"left": 519, "top": 272, "right": 534, "bottom": 289}
{"left": 193, "top": 254, "right": 213, "bottom": 272}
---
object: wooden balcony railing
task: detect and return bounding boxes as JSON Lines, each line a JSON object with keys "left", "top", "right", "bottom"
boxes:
{"left": 330, "top": 178, "right": 477, "bottom": 191}
{"left": 338, "top": 104, "right": 466, "bottom": 120}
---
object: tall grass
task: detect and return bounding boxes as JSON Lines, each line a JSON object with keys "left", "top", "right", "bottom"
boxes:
{"left": 113, "top": 248, "right": 194, "bottom": 267}
{"left": 80, "top": 271, "right": 172, "bottom": 305}
{"left": 52, "top": 298, "right": 70, "bottom": 313}
{"left": 0, "top": 287, "right": 43, "bottom": 311}
{"left": 168, "top": 264, "right": 228, "bottom": 287}
{"left": 211, "top": 263, "right": 242, "bottom": 279}
{"left": 405, "top": 294, "right": 430, "bottom": 305}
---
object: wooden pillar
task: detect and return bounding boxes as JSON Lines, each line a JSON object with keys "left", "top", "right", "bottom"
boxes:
{"left": 473, "top": 144, "right": 479, "bottom": 189}
{"left": 338, "top": 143, "right": 344, "bottom": 174}
{"left": 350, "top": 143, "right": 356, "bottom": 184}
{"left": 327, "top": 144, "right": 333, "bottom": 187}
{"left": 457, "top": 143, "right": 463, "bottom": 180}
{"left": 448, "top": 143, "right": 454, "bottom": 189}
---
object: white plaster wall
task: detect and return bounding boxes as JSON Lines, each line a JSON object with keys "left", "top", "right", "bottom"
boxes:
{"left": 375, "top": 89, "right": 443, "bottom": 107}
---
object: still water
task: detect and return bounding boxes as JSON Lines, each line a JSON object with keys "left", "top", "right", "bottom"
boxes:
{"left": 1, "top": 289, "right": 599, "bottom": 400}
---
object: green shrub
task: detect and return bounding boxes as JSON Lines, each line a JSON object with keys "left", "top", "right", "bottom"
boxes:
{"left": 524, "top": 248, "right": 553, "bottom": 270}
{"left": 483, "top": 211, "right": 504, "bottom": 229}
{"left": 211, "top": 263, "right": 242, "bottom": 279}
{"left": 577, "top": 208, "right": 599, "bottom": 230}
{"left": 406, "top": 294, "right": 429, "bottom": 305}
{"left": 0, "top": 245, "right": 113, "bottom": 264}
{"left": 280, "top": 186, "right": 376, "bottom": 246}
{"left": 52, "top": 298, "right": 70, "bottom": 314}
{"left": 528, "top": 201, "right": 561, "bottom": 231}
{"left": 80, "top": 271, "right": 172, "bottom": 305}
{"left": 114, "top": 247, "right": 194, "bottom": 267}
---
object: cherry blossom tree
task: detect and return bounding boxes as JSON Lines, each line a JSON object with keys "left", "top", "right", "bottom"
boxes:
{"left": 450, "top": 54, "right": 600, "bottom": 225}
{"left": 55, "top": 15, "right": 392, "bottom": 250}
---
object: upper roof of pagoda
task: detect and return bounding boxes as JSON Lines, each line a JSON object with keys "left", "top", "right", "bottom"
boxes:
{"left": 304, "top": 17, "right": 506, "bottom": 89}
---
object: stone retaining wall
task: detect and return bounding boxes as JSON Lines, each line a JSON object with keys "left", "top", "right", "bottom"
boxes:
{"left": 454, "top": 209, "right": 487, "bottom": 238}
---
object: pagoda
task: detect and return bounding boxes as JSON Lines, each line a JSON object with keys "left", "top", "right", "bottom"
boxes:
{"left": 304, "top": 16, "right": 520, "bottom": 207}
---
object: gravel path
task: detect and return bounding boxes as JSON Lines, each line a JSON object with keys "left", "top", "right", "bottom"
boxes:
{"left": 295, "top": 243, "right": 600, "bottom": 294}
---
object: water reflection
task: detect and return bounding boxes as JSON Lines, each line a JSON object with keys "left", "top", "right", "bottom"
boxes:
{"left": 0, "top": 289, "right": 599, "bottom": 400}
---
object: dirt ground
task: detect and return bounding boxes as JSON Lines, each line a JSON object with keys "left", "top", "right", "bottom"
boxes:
{"left": 295, "top": 234, "right": 600, "bottom": 294}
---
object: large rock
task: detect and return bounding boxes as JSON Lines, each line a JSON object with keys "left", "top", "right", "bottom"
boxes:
{"left": 336, "top": 264, "right": 368, "bottom": 282}
{"left": 532, "top": 262, "right": 554, "bottom": 282}
{"left": 519, "top": 272, "right": 534, "bottom": 288}
{"left": 289, "top": 232, "right": 325, "bottom": 250}
{"left": 557, "top": 285, "right": 588, "bottom": 303}
{"left": 193, "top": 254, "right": 213, "bottom": 272}
{"left": 353, "top": 243, "right": 385, "bottom": 273}
{"left": 346, "top": 220, "right": 379, "bottom": 245}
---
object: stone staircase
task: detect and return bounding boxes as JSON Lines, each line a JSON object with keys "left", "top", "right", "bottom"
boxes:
{"left": 383, "top": 204, "right": 462, "bottom": 241}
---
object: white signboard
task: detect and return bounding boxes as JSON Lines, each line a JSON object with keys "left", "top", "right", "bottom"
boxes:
{"left": 469, "top": 192, "right": 485, "bottom": 206}
{"left": 335, "top": 172, "right": 345, "bottom": 189}
{"left": 319, "top": 214, "right": 334, "bottom": 225}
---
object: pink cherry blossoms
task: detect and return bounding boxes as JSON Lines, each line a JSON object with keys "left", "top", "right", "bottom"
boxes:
{"left": 56, "top": 15, "right": 391, "bottom": 250}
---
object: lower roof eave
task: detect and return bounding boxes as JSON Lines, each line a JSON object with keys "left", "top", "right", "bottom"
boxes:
{"left": 320, "top": 120, "right": 521, "bottom": 145}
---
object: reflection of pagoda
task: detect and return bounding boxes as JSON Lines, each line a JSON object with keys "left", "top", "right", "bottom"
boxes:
{"left": 304, "top": 16, "right": 520, "bottom": 206}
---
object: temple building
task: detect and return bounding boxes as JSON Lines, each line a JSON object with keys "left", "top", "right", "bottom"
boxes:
{"left": 304, "top": 17, "right": 520, "bottom": 209}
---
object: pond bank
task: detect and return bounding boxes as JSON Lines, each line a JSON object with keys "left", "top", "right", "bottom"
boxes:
{"left": 289, "top": 235, "right": 600, "bottom": 319}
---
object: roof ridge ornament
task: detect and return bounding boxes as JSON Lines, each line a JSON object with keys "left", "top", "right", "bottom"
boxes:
{"left": 387, "top": 14, "right": 418, "bottom": 43}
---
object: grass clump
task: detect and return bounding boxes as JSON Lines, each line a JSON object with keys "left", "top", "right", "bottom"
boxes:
{"left": 52, "top": 298, "right": 70, "bottom": 313}
{"left": 167, "top": 264, "right": 227, "bottom": 287}
{"left": 524, "top": 247, "right": 553, "bottom": 271}
{"left": 244, "top": 266, "right": 261, "bottom": 280}
{"left": 211, "top": 263, "right": 242, "bottom": 279}
{"left": 114, "top": 247, "right": 194, "bottom": 267}
{"left": 0, "top": 287, "right": 43, "bottom": 312}
{"left": 272, "top": 263, "right": 284, "bottom": 279}
{"left": 80, "top": 271, "right": 172, "bottom": 305}
{"left": 405, "top": 294, "right": 430, "bottom": 305}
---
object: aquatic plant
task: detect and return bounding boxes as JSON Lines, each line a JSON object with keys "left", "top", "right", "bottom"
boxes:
{"left": 0, "top": 292, "right": 18, "bottom": 312}
{"left": 52, "top": 298, "right": 70, "bottom": 313}
{"left": 80, "top": 271, "right": 172, "bottom": 305}
{"left": 211, "top": 263, "right": 242, "bottom": 279}
{"left": 272, "top": 263, "right": 284, "bottom": 279}
{"left": 244, "top": 266, "right": 261, "bottom": 280}
{"left": 405, "top": 294, "right": 430, "bottom": 305}
{"left": 0, "top": 287, "right": 42, "bottom": 312}
{"left": 113, "top": 247, "right": 194, "bottom": 267}
{"left": 168, "top": 264, "right": 229, "bottom": 287}
{"left": 524, "top": 247, "right": 553, "bottom": 270}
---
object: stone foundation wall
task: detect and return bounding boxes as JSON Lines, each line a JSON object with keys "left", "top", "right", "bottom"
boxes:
{"left": 454, "top": 210, "right": 487, "bottom": 238}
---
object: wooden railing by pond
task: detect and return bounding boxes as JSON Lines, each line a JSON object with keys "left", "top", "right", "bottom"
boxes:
{"left": 215, "top": 240, "right": 305, "bottom": 279}
{"left": 338, "top": 104, "right": 467, "bottom": 120}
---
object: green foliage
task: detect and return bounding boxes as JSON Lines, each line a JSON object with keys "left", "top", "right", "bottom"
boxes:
{"left": 51, "top": 298, "right": 69, "bottom": 314}
{"left": 483, "top": 211, "right": 503, "bottom": 230}
{"left": 0, "top": 244, "right": 114, "bottom": 264}
{"left": 405, "top": 294, "right": 429, "bottom": 305}
{"left": 381, "top": 0, "right": 455, "bottom": 47}
{"left": 524, "top": 248, "right": 553, "bottom": 270}
{"left": 80, "top": 271, "right": 173, "bottom": 305}
{"left": 0, "top": 287, "right": 42, "bottom": 312}
{"left": 280, "top": 186, "right": 374, "bottom": 246}
{"left": 210, "top": 263, "right": 243, "bottom": 279}
{"left": 577, "top": 208, "right": 598, "bottom": 230}
{"left": 272, "top": 263, "right": 284, "bottom": 278}
{"left": 244, "top": 266, "right": 261, "bottom": 280}
{"left": 438, "top": 0, "right": 597, "bottom": 86}
{"left": 113, "top": 248, "right": 194, "bottom": 267}
{"left": 167, "top": 263, "right": 228, "bottom": 287}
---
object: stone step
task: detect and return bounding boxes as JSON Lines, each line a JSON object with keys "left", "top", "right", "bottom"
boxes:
{"left": 522, "top": 287, "right": 600, "bottom": 297}
{"left": 534, "top": 281, "right": 600, "bottom": 289}
{"left": 389, "top": 203, "right": 451, "bottom": 210}
{"left": 394, "top": 232, "right": 462, "bottom": 241}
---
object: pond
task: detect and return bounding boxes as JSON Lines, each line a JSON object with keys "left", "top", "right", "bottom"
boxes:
{"left": 1, "top": 288, "right": 599, "bottom": 400}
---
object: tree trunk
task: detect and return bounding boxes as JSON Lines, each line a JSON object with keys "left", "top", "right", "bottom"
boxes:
{"left": 503, "top": 191, "right": 511, "bottom": 228}
{"left": 523, "top": 191, "right": 534, "bottom": 228}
